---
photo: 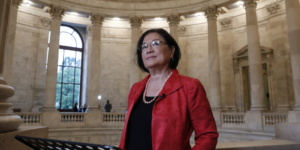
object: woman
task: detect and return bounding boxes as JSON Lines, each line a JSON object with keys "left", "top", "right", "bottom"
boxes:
{"left": 119, "top": 28, "right": 218, "bottom": 150}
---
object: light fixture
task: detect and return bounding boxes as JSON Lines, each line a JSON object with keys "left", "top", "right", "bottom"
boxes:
{"left": 236, "top": 1, "right": 244, "bottom": 7}
{"left": 113, "top": 17, "right": 120, "bottom": 21}
{"left": 154, "top": 17, "right": 162, "bottom": 21}
{"left": 70, "top": 12, "right": 78, "bottom": 15}
{"left": 23, "top": 0, "right": 32, "bottom": 7}
{"left": 195, "top": 12, "right": 204, "bottom": 18}
{"left": 98, "top": 95, "right": 102, "bottom": 100}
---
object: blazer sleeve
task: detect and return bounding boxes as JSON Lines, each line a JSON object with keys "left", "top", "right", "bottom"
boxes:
{"left": 187, "top": 79, "right": 219, "bottom": 150}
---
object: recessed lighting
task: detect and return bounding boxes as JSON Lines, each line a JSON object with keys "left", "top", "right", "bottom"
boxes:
{"left": 236, "top": 1, "right": 244, "bottom": 7}
{"left": 154, "top": 17, "right": 161, "bottom": 21}
{"left": 70, "top": 12, "right": 78, "bottom": 15}
{"left": 113, "top": 17, "right": 120, "bottom": 21}
{"left": 195, "top": 12, "right": 204, "bottom": 17}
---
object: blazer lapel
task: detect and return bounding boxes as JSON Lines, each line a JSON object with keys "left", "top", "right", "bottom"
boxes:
{"left": 157, "top": 69, "right": 183, "bottom": 102}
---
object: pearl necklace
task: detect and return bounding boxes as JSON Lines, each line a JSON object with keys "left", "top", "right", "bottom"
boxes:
{"left": 143, "top": 71, "right": 173, "bottom": 104}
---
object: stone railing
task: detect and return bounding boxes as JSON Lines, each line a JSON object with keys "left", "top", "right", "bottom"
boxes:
{"left": 221, "top": 113, "right": 246, "bottom": 124}
{"left": 262, "top": 113, "right": 288, "bottom": 126}
{"left": 102, "top": 113, "right": 126, "bottom": 123}
{"left": 15, "top": 113, "right": 43, "bottom": 125}
{"left": 60, "top": 113, "right": 85, "bottom": 123}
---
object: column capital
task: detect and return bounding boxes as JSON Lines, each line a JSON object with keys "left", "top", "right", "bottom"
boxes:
{"left": 243, "top": 0, "right": 258, "bottom": 8}
{"left": 49, "top": 5, "right": 66, "bottom": 19}
{"left": 167, "top": 14, "right": 180, "bottom": 26}
{"left": 39, "top": 17, "right": 51, "bottom": 29}
{"left": 204, "top": 5, "right": 219, "bottom": 20}
{"left": 91, "top": 13, "right": 105, "bottom": 26}
{"left": 129, "top": 16, "right": 143, "bottom": 28}
{"left": 12, "top": 0, "right": 23, "bottom": 7}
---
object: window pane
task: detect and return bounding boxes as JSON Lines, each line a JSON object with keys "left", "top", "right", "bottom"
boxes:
{"left": 75, "top": 52, "right": 82, "bottom": 67}
{"left": 72, "top": 32, "right": 82, "bottom": 48}
{"left": 57, "top": 66, "right": 63, "bottom": 82}
{"left": 58, "top": 50, "right": 64, "bottom": 65}
{"left": 64, "top": 50, "right": 76, "bottom": 66}
{"left": 59, "top": 32, "right": 76, "bottom": 47}
{"left": 75, "top": 68, "right": 81, "bottom": 84}
{"left": 74, "top": 85, "right": 80, "bottom": 105}
{"left": 56, "top": 83, "right": 61, "bottom": 109}
{"left": 63, "top": 67, "right": 75, "bottom": 83}
{"left": 60, "top": 26, "right": 74, "bottom": 34}
{"left": 61, "top": 84, "right": 74, "bottom": 109}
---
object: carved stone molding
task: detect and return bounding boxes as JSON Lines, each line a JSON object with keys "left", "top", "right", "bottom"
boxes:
{"left": 178, "top": 26, "right": 186, "bottom": 34}
{"left": 167, "top": 14, "right": 180, "bottom": 26}
{"left": 129, "top": 17, "right": 143, "bottom": 28}
{"left": 49, "top": 5, "right": 66, "bottom": 19}
{"left": 91, "top": 13, "right": 105, "bottom": 26}
{"left": 243, "top": 0, "right": 258, "bottom": 8}
{"left": 266, "top": 1, "right": 281, "bottom": 15}
{"left": 204, "top": 5, "right": 219, "bottom": 20}
{"left": 12, "top": 0, "right": 23, "bottom": 7}
{"left": 39, "top": 17, "right": 51, "bottom": 28}
{"left": 220, "top": 17, "right": 232, "bottom": 28}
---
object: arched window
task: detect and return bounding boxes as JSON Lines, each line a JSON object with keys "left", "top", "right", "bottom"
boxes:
{"left": 56, "top": 25, "right": 84, "bottom": 111}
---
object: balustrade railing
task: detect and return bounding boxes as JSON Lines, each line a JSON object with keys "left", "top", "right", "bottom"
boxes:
{"left": 60, "top": 113, "right": 85, "bottom": 123}
{"left": 15, "top": 113, "right": 42, "bottom": 125}
{"left": 262, "top": 113, "right": 288, "bottom": 126}
{"left": 221, "top": 113, "right": 246, "bottom": 124}
{"left": 102, "top": 113, "right": 126, "bottom": 123}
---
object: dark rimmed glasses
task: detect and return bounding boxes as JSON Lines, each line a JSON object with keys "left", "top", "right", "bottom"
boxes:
{"left": 139, "top": 39, "right": 167, "bottom": 52}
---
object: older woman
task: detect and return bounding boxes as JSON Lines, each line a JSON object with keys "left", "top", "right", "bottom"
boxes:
{"left": 119, "top": 28, "right": 218, "bottom": 150}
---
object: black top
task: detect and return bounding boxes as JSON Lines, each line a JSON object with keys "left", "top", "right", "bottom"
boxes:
{"left": 126, "top": 94, "right": 157, "bottom": 150}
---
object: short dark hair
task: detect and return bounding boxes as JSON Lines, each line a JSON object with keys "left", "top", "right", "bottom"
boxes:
{"left": 136, "top": 28, "right": 181, "bottom": 73}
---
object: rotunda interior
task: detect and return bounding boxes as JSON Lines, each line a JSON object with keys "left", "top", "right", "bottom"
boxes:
{"left": 0, "top": 0, "right": 300, "bottom": 149}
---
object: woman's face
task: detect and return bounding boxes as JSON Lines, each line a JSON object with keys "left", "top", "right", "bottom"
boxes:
{"left": 141, "top": 33, "right": 175, "bottom": 70}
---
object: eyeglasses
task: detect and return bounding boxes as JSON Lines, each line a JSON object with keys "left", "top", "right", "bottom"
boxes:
{"left": 139, "top": 39, "right": 167, "bottom": 52}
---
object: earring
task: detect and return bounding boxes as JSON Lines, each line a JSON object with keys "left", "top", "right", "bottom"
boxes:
{"left": 171, "top": 57, "right": 174, "bottom": 61}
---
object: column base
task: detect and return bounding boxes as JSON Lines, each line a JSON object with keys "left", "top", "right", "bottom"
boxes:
{"left": 85, "top": 110, "right": 102, "bottom": 126}
{"left": 245, "top": 110, "right": 263, "bottom": 130}
{"left": 0, "top": 114, "right": 22, "bottom": 133}
{"left": 41, "top": 107, "right": 57, "bottom": 112}
{"left": 288, "top": 111, "right": 300, "bottom": 122}
{"left": 250, "top": 105, "right": 268, "bottom": 111}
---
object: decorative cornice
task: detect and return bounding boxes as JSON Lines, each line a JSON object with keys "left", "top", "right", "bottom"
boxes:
{"left": 167, "top": 14, "right": 180, "bottom": 26}
{"left": 204, "top": 5, "right": 219, "bottom": 20}
{"left": 39, "top": 17, "right": 51, "bottom": 28}
{"left": 48, "top": 5, "right": 66, "bottom": 19}
{"left": 178, "top": 26, "right": 186, "bottom": 34}
{"left": 91, "top": 13, "right": 105, "bottom": 26}
{"left": 243, "top": 0, "right": 258, "bottom": 8}
{"left": 266, "top": 0, "right": 281, "bottom": 15}
{"left": 129, "top": 17, "right": 143, "bottom": 28}
{"left": 12, "top": 0, "right": 23, "bottom": 7}
{"left": 220, "top": 17, "right": 232, "bottom": 28}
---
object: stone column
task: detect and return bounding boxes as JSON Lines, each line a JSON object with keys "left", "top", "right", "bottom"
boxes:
{"left": 204, "top": 5, "right": 222, "bottom": 126}
{"left": 167, "top": 14, "right": 180, "bottom": 42}
{"left": 129, "top": 16, "right": 142, "bottom": 88}
{"left": 87, "top": 13, "right": 104, "bottom": 111}
{"left": 3, "top": 0, "right": 22, "bottom": 85}
{"left": 42, "top": 5, "right": 65, "bottom": 111}
{"left": 0, "top": 0, "right": 22, "bottom": 133}
{"left": 244, "top": 0, "right": 267, "bottom": 111}
{"left": 204, "top": 5, "right": 222, "bottom": 111}
{"left": 285, "top": 0, "right": 300, "bottom": 122}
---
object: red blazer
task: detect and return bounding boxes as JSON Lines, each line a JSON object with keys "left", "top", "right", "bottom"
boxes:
{"left": 119, "top": 69, "right": 218, "bottom": 150}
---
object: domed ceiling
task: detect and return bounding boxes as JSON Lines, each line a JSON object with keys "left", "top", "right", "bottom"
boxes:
{"left": 28, "top": 0, "right": 245, "bottom": 19}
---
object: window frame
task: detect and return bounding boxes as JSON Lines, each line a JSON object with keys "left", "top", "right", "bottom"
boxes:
{"left": 57, "top": 25, "right": 84, "bottom": 112}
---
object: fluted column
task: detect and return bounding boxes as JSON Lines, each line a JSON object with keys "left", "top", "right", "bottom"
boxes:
{"left": 88, "top": 13, "right": 104, "bottom": 111}
{"left": 204, "top": 5, "right": 222, "bottom": 110}
{"left": 42, "top": 5, "right": 65, "bottom": 111}
{"left": 3, "top": 0, "right": 22, "bottom": 85}
{"left": 0, "top": 0, "right": 22, "bottom": 133}
{"left": 167, "top": 14, "right": 180, "bottom": 42}
{"left": 285, "top": 0, "right": 300, "bottom": 111}
{"left": 129, "top": 16, "right": 142, "bottom": 88}
{"left": 243, "top": 0, "right": 267, "bottom": 110}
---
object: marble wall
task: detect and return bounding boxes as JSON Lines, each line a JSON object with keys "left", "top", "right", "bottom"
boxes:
{"left": 7, "top": 0, "right": 294, "bottom": 113}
